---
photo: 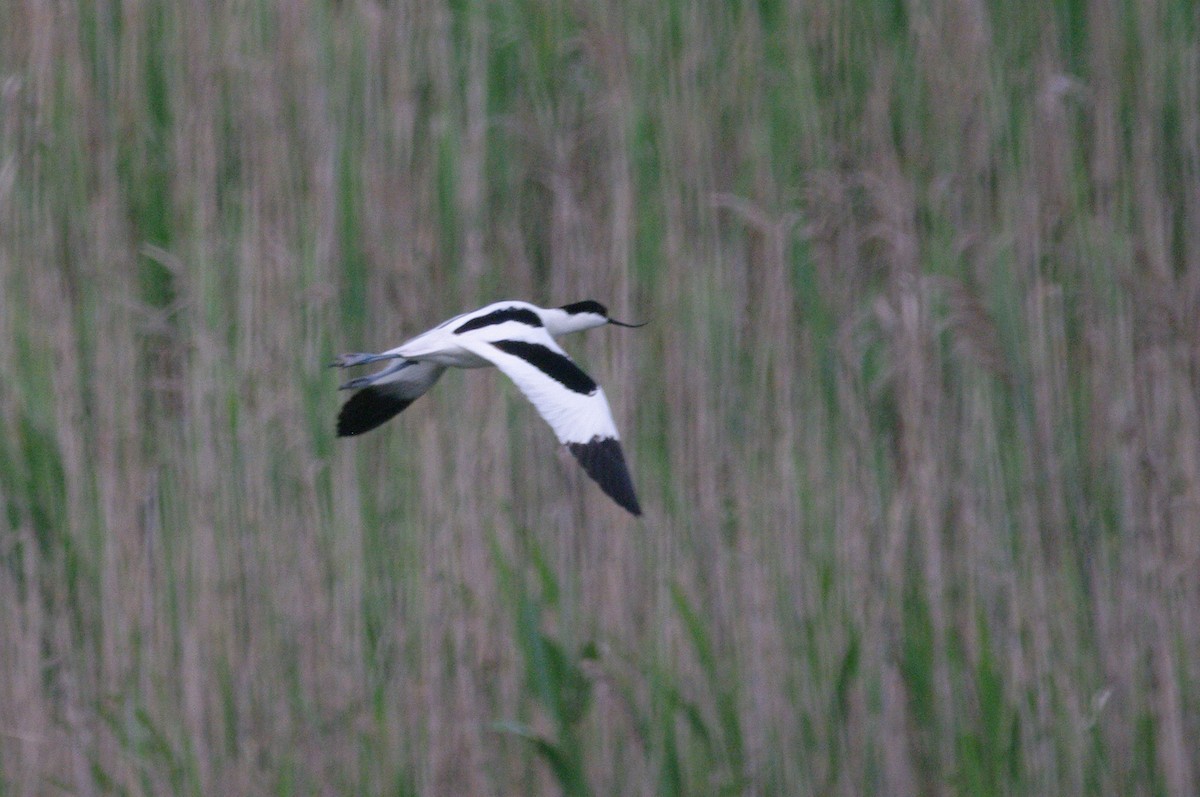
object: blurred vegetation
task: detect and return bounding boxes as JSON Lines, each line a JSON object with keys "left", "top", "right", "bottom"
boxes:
{"left": 2, "top": 0, "right": 1199, "bottom": 793}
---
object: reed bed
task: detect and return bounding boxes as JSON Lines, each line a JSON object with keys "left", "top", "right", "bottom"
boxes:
{"left": 1, "top": 0, "right": 1198, "bottom": 793}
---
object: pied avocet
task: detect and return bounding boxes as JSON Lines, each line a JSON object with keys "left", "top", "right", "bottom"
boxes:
{"left": 331, "top": 300, "right": 644, "bottom": 516}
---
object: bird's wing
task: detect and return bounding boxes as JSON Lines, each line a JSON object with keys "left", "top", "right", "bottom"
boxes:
{"left": 337, "top": 361, "right": 446, "bottom": 437}
{"left": 453, "top": 331, "right": 641, "bottom": 516}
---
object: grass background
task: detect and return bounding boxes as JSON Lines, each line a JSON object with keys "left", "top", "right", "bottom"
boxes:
{"left": 2, "top": 0, "right": 1199, "bottom": 793}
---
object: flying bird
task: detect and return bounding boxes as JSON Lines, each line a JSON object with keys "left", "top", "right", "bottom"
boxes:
{"left": 331, "top": 300, "right": 644, "bottom": 516}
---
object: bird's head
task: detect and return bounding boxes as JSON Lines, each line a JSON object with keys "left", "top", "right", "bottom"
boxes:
{"left": 549, "top": 300, "right": 646, "bottom": 335}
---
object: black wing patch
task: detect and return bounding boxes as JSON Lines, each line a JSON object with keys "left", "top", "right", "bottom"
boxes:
{"left": 568, "top": 437, "right": 642, "bottom": 516}
{"left": 491, "top": 340, "right": 597, "bottom": 395}
{"left": 454, "top": 307, "right": 543, "bottom": 335}
{"left": 337, "top": 387, "right": 414, "bottom": 436}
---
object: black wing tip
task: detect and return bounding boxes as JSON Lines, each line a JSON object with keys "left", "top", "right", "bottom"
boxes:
{"left": 336, "top": 387, "right": 413, "bottom": 437}
{"left": 567, "top": 437, "right": 642, "bottom": 517}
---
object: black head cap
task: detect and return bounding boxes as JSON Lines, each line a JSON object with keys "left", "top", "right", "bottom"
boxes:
{"left": 559, "top": 300, "right": 608, "bottom": 318}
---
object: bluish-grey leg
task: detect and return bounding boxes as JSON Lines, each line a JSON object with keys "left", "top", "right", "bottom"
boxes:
{"left": 338, "top": 360, "right": 413, "bottom": 390}
{"left": 329, "top": 351, "right": 401, "bottom": 368}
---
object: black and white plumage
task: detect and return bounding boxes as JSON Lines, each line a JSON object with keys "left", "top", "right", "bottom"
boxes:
{"left": 331, "top": 300, "right": 644, "bottom": 516}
